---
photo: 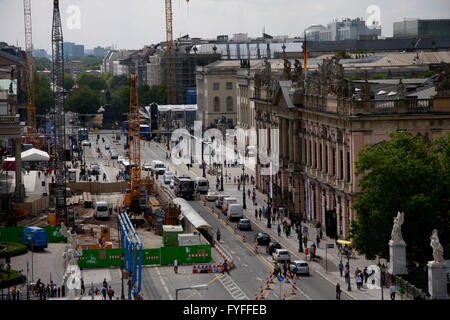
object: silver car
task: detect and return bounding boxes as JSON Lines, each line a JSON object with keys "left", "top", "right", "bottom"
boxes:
{"left": 289, "top": 260, "right": 310, "bottom": 276}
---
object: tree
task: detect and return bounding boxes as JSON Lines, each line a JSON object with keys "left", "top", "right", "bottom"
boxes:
{"left": 349, "top": 131, "right": 450, "bottom": 266}
{"left": 34, "top": 73, "right": 54, "bottom": 114}
{"left": 109, "top": 75, "right": 129, "bottom": 89}
{"left": 76, "top": 73, "right": 106, "bottom": 91}
{"left": 64, "top": 86, "right": 102, "bottom": 114}
{"left": 110, "top": 85, "right": 130, "bottom": 120}
{"left": 64, "top": 73, "right": 75, "bottom": 91}
{"left": 34, "top": 57, "right": 51, "bottom": 71}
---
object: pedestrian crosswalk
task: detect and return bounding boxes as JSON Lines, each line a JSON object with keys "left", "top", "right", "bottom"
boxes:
{"left": 218, "top": 274, "right": 249, "bottom": 300}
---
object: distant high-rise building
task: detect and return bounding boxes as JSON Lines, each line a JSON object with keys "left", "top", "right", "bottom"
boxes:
{"left": 393, "top": 19, "right": 450, "bottom": 39}
{"left": 32, "top": 49, "right": 48, "bottom": 58}
{"left": 63, "top": 42, "right": 75, "bottom": 58}
{"left": 72, "top": 44, "right": 84, "bottom": 57}
{"left": 93, "top": 46, "right": 106, "bottom": 57}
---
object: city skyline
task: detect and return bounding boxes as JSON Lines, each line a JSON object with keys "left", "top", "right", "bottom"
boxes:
{"left": 0, "top": 0, "right": 449, "bottom": 53}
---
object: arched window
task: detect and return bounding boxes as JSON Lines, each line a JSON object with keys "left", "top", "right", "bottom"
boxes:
{"left": 214, "top": 97, "right": 220, "bottom": 111}
{"left": 226, "top": 96, "right": 233, "bottom": 111}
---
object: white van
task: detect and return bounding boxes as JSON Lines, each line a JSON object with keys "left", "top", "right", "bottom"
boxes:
{"left": 222, "top": 197, "right": 237, "bottom": 214}
{"left": 228, "top": 203, "right": 243, "bottom": 222}
{"left": 151, "top": 160, "right": 166, "bottom": 175}
{"left": 94, "top": 201, "right": 109, "bottom": 219}
{"left": 195, "top": 177, "right": 209, "bottom": 194}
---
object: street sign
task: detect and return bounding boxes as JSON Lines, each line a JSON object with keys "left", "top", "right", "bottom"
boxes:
{"left": 326, "top": 244, "right": 334, "bottom": 249}
{"left": 277, "top": 275, "right": 284, "bottom": 282}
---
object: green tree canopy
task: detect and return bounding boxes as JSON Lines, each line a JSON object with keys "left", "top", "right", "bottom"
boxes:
{"left": 34, "top": 73, "right": 54, "bottom": 115}
{"left": 349, "top": 131, "right": 450, "bottom": 266}
{"left": 34, "top": 57, "right": 51, "bottom": 71}
{"left": 76, "top": 73, "right": 106, "bottom": 91}
{"left": 64, "top": 73, "right": 75, "bottom": 91}
{"left": 109, "top": 75, "right": 129, "bottom": 89}
{"left": 64, "top": 86, "right": 102, "bottom": 114}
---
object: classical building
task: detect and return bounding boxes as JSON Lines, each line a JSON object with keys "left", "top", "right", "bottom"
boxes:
{"left": 253, "top": 59, "right": 450, "bottom": 239}
{"left": 196, "top": 60, "right": 240, "bottom": 129}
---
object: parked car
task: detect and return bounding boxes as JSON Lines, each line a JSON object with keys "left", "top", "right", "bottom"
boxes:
{"left": 254, "top": 233, "right": 271, "bottom": 245}
{"left": 237, "top": 218, "right": 252, "bottom": 231}
{"left": 142, "top": 163, "right": 152, "bottom": 171}
{"left": 81, "top": 140, "right": 91, "bottom": 146}
{"left": 105, "top": 143, "right": 110, "bottom": 150}
{"left": 164, "top": 171, "right": 173, "bottom": 184}
{"left": 94, "top": 201, "right": 109, "bottom": 219}
{"left": 89, "top": 164, "right": 100, "bottom": 175}
{"left": 151, "top": 160, "right": 166, "bottom": 175}
{"left": 266, "top": 242, "right": 282, "bottom": 255}
{"left": 289, "top": 260, "right": 310, "bottom": 276}
{"left": 272, "top": 248, "right": 291, "bottom": 262}
{"left": 205, "top": 192, "right": 217, "bottom": 201}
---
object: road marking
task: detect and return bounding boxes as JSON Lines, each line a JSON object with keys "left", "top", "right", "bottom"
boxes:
{"left": 218, "top": 274, "right": 249, "bottom": 300}
{"left": 156, "top": 267, "right": 173, "bottom": 300}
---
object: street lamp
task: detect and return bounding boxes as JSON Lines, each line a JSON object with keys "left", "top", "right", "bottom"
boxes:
{"left": 242, "top": 163, "right": 246, "bottom": 209}
{"left": 346, "top": 250, "right": 351, "bottom": 292}
{"left": 175, "top": 284, "right": 208, "bottom": 300}
{"left": 266, "top": 177, "right": 271, "bottom": 229}
{"left": 201, "top": 140, "right": 206, "bottom": 178}
{"left": 27, "top": 231, "right": 36, "bottom": 284}
{"left": 378, "top": 261, "right": 386, "bottom": 300}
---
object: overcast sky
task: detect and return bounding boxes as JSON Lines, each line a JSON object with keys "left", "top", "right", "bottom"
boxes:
{"left": 1, "top": 0, "right": 449, "bottom": 52}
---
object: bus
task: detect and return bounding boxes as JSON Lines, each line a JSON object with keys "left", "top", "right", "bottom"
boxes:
{"left": 173, "top": 176, "right": 195, "bottom": 200}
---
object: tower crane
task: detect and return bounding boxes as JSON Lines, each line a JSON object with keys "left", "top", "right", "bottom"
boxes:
{"left": 124, "top": 74, "right": 142, "bottom": 214}
{"left": 51, "top": 0, "right": 68, "bottom": 226}
{"left": 165, "top": 0, "right": 176, "bottom": 104}
{"left": 23, "top": 0, "right": 41, "bottom": 147}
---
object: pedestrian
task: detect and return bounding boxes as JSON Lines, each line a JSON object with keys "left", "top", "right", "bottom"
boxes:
{"left": 282, "top": 262, "right": 288, "bottom": 278}
{"left": 316, "top": 234, "right": 320, "bottom": 248}
{"left": 273, "top": 263, "right": 279, "bottom": 276}
{"left": 38, "top": 171, "right": 41, "bottom": 179}
{"left": 363, "top": 267, "right": 369, "bottom": 285}
{"left": 173, "top": 258, "right": 178, "bottom": 274}
{"left": 103, "top": 172, "right": 106, "bottom": 181}
{"left": 222, "top": 260, "right": 229, "bottom": 275}
{"left": 258, "top": 208, "right": 262, "bottom": 220}
{"left": 12, "top": 286, "right": 17, "bottom": 300}
{"left": 103, "top": 278, "right": 108, "bottom": 288}
{"left": 81, "top": 278, "right": 85, "bottom": 295}
{"left": 390, "top": 284, "right": 396, "bottom": 300}
{"left": 101, "top": 286, "right": 107, "bottom": 300}
{"left": 277, "top": 224, "right": 281, "bottom": 236}
{"left": 339, "top": 261, "right": 344, "bottom": 277}
{"left": 356, "top": 273, "right": 363, "bottom": 290}
{"left": 107, "top": 286, "right": 115, "bottom": 300}
{"left": 255, "top": 209, "right": 258, "bottom": 219}
{"left": 303, "top": 236, "right": 308, "bottom": 249}
{"left": 336, "top": 283, "right": 342, "bottom": 300}
{"left": 216, "top": 229, "right": 221, "bottom": 242}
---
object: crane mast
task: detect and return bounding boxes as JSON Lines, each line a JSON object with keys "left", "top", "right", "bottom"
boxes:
{"left": 165, "top": 0, "right": 176, "bottom": 104}
{"left": 23, "top": 0, "right": 37, "bottom": 143}
{"left": 51, "top": 0, "right": 67, "bottom": 225}
{"left": 124, "top": 74, "right": 141, "bottom": 213}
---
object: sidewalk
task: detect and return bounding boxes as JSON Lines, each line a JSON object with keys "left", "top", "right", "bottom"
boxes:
{"left": 153, "top": 141, "right": 391, "bottom": 300}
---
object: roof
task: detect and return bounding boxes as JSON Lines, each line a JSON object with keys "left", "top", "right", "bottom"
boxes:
{"left": 173, "top": 198, "right": 212, "bottom": 230}
{"left": 21, "top": 148, "right": 50, "bottom": 161}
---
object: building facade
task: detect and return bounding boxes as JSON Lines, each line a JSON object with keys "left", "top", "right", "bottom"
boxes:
{"left": 196, "top": 61, "right": 240, "bottom": 129}
{"left": 393, "top": 19, "right": 450, "bottom": 39}
{"left": 306, "top": 18, "right": 381, "bottom": 42}
{"left": 253, "top": 59, "right": 450, "bottom": 239}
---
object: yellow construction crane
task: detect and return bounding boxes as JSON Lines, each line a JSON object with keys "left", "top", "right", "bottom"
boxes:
{"left": 165, "top": 0, "right": 176, "bottom": 104}
{"left": 22, "top": 0, "right": 42, "bottom": 147}
{"left": 124, "top": 74, "right": 142, "bottom": 213}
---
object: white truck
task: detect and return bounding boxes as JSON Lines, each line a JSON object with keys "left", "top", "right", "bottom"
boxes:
{"left": 194, "top": 177, "right": 209, "bottom": 194}
{"left": 228, "top": 203, "right": 244, "bottom": 222}
{"left": 94, "top": 201, "right": 109, "bottom": 219}
{"left": 221, "top": 197, "right": 237, "bottom": 214}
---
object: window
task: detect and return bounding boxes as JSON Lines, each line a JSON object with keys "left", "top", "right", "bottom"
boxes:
{"left": 214, "top": 97, "right": 220, "bottom": 111}
{"left": 332, "top": 147, "right": 336, "bottom": 176}
{"left": 346, "top": 151, "right": 351, "bottom": 182}
{"left": 309, "top": 140, "right": 312, "bottom": 166}
{"left": 339, "top": 150, "right": 344, "bottom": 180}
{"left": 226, "top": 82, "right": 233, "bottom": 90}
{"left": 313, "top": 142, "right": 317, "bottom": 168}
{"left": 226, "top": 96, "right": 233, "bottom": 111}
{"left": 319, "top": 144, "right": 322, "bottom": 171}
{"left": 325, "top": 145, "right": 328, "bottom": 173}
{"left": 213, "top": 82, "right": 219, "bottom": 91}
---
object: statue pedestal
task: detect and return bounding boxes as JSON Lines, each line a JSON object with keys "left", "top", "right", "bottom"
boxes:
{"left": 428, "top": 262, "right": 449, "bottom": 300}
{"left": 388, "top": 240, "right": 408, "bottom": 275}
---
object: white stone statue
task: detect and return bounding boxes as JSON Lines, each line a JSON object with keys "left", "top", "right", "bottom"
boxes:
{"left": 391, "top": 211, "right": 404, "bottom": 243}
{"left": 430, "top": 229, "right": 444, "bottom": 264}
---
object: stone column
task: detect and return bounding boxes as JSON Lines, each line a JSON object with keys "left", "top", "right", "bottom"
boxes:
{"left": 289, "top": 120, "right": 294, "bottom": 162}
{"left": 427, "top": 262, "right": 449, "bottom": 300}
{"left": 388, "top": 240, "right": 408, "bottom": 275}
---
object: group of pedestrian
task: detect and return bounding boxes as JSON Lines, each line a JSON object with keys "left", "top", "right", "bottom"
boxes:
{"left": 100, "top": 278, "right": 115, "bottom": 300}
{"left": 272, "top": 261, "right": 290, "bottom": 279}
{"left": 354, "top": 267, "right": 370, "bottom": 290}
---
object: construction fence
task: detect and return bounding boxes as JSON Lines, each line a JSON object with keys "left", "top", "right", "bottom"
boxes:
{"left": 77, "top": 244, "right": 211, "bottom": 268}
{"left": 0, "top": 226, "right": 67, "bottom": 243}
